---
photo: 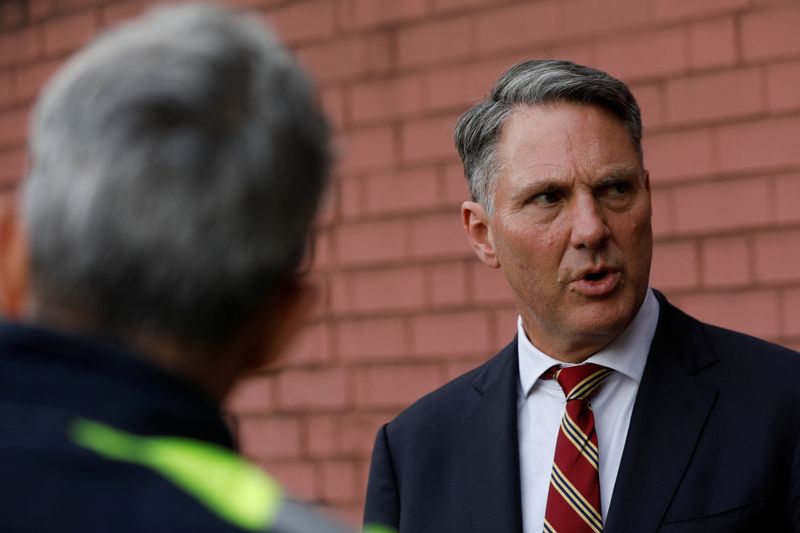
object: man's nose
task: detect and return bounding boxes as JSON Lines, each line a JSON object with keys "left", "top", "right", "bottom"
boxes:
{"left": 569, "top": 196, "right": 609, "bottom": 250}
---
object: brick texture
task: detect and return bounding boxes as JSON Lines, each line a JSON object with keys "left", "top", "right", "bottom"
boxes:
{"left": 3, "top": 0, "right": 800, "bottom": 527}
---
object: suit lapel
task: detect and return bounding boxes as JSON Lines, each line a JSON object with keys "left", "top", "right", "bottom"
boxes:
{"left": 604, "top": 295, "right": 719, "bottom": 533}
{"left": 463, "top": 339, "right": 524, "bottom": 533}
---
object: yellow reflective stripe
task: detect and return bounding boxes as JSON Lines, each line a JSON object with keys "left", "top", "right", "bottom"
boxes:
{"left": 69, "top": 418, "right": 283, "bottom": 532}
{"left": 363, "top": 524, "right": 398, "bottom": 533}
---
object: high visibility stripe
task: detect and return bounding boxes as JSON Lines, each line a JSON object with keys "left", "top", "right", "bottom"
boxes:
{"left": 363, "top": 524, "right": 399, "bottom": 533}
{"left": 69, "top": 418, "right": 283, "bottom": 532}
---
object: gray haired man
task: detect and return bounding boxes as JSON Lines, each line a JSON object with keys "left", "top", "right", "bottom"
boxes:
{"left": 364, "top": 60, "right": 800, "bottom": 532}
{"left": 0, "top": 5, "right": 373, "bottom": 532}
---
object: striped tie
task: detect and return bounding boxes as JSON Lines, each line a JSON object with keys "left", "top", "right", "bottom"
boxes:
{"left": 543, "top": 363, "right": 612, "bottom": 533}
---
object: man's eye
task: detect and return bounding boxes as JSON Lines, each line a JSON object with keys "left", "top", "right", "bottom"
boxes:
{"left": 606, "top": 181, "right": 631, "bottom": 197}
{"left": 532, "top": 191, "right": 561, "bottom": 205}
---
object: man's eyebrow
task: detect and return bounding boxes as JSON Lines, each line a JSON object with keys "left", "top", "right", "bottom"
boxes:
{"left": 596, "top": 167, "right": 643, "bottom": 185}
{"left": 511, "top": 178, "right": 568, "bottom": 201}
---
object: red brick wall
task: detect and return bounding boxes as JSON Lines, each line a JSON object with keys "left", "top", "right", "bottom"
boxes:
{"left": 2, "top": 0, "right": 800, "bottom": 525}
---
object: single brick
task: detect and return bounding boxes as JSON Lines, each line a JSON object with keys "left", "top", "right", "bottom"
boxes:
{"left": 476, "top": 1, "right": 562, "bottom": 54}
{"left": 754, "top": 229, "right": 800, "bottom": 283}
{"left": 338, "top": 176, "right": 363, "bottom": 220}
{"left": 652, "top": 0, "right": 748, "bottom": 21}
{"left": 595, "top": 29, "right": 688, "bottom": 81}
{"left": 266, "top": 0, "right": 336, "bottom": 44}
{"left": 642, "top": 128, "right": 714, "bottom": 184}
{"left": 337, "top": 125, "right": 396, "bottom": 174}
{"left": 321, "top": 460, "right": 358, "bottom": 504}
{"left": 226, "top": 375, "right": 276, "bottom": 415}
{"left": 650, "top": 240, "right": 699, "bottom": 291}
{"left": 400, "top": 114, "right": 459, "bottom": 165}
{"left": 442, "top": 163, "right": 470, "bottom": 206}
{"left": 280, "top": 322, "right": 331, "bottom": 366}
{"left": 278, "top": 367, "right": 349, "bottom": 411}
{"left": 428, "top": 262, "right": 469, "bottom": 307}
{"left": 238, "top": 416, "right": 303, "bottom": 460}
{"left": 354, "top": 363, "right": 442, "bottom": 409}
{"left": 665, "top": 68, "right": 763, "bottom": 125}
{"left": 295, "top": 37, "right": 369, "bottom": 83}
{"left": 0, "top": 148, "right": 25, "bottom": 187}
{"left": 561, "top": 0, "right": 649, "bottom": 38}
{"left": 43, "top": 11, "right": 97, "bottom": 56}
{"left": 0, "top": 108, "right": 28, "bottom": 148}
{"left": 742, "top": 5, "right": 800, "bottom": 62}
{"left": 781, "top": 288, "right": 800, "bottom": 337}
{"left": 716, "top": 115, "right": 800, "bottom": 174}
{"left": 775, "top": 173, "right": 800, "bottom": 224}
{"left": 339, "top": 413, "right": 391, "bottom": 455}
{"left": 335, "top": 266, "right": 426, "bottom": 314}
{"left": 411, "top": 311, "right": 491, "bottom": 357}
{"left": 426, "top": 59, "right": 507, "bottom": 112}
{"left": 334, "top": 219, "right": 410, "bottom": 267}
{"left": 631, "top": 83, "right": 665, "bottom": 130}
{"left": 679, "top": 289, "right": 780, "bottom": 339}
{"left": 412, "top": 212, "right": 473, "bottom": 260}
{"left": 397, "top": 16, "right": 472, "bottom": 69}
{"left": 650, "top": 188, "right": 675, "bottom": 238}
{"left": 340, "top": 0, "right": 428, "bottom": 30}
{"left": 688, "top": 18, "right": 737, "bottom": 70}
{"left": 349, "top": 74, "right": 426, "bottom": 125}
{"left": 701, "top": 235, "right": 751, "bottom": 288}
{"left": 0, "top": 28, "right": 39, "bottom": 68}
{"left": 364, "top": 167, "right": 439, "bottom": 215}
{"left": 260, "top": 460, "right": 318, "bottom": 501}
{"left": 673, "top": 178, "right": 771, "bottom": 233}
{"left": 13, "top": 60, "right": 60, "bottom": 103}
{"left": 306, "top": 414, "right": 338, "bottom": 458}
{"left": 766, "top": 60, "right": 800, "bottom": 112}
{"left": 336, "top": 316, "right": 408, "bottom": 362}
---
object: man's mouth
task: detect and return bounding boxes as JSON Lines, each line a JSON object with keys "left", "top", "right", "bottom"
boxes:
{"left": 584, "top": 270, "right": 609, "bottom": 282}
{"left": 571, "top": 268, "right": 622, "bottom": 297}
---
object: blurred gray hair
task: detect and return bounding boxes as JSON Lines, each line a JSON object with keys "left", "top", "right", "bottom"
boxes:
{"left": 23, "top": 4, "right": 331, "bottom": 349}
{"left": 454, "top": 59, "right": 642, "bottom": 211}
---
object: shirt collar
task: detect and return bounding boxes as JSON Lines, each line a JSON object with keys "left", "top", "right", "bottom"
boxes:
{"left": 518, "top": 288, "right": 660, "bottom": 396}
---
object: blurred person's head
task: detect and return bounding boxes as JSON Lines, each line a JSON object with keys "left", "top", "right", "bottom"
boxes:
{"left": 0, "top": 4, "right": 331, "bottom": 398}
{"left": 457, "top": 60, "right": 651, "bottom": 362}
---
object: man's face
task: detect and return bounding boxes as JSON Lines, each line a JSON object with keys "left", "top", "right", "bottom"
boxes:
{"left": 463, "top": 102, "right": 652, "bottom": 360}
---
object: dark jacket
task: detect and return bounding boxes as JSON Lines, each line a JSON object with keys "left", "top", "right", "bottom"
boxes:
{"left": 364, "top": 293, "right": 800, "bottom": 532}
{"left": 0, "top": 321, "right": 351, "bottom": 533}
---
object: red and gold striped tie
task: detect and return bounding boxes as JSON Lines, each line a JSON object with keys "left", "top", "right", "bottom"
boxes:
{"left": 543, "top": 364, "right": 612, "bottom": 533}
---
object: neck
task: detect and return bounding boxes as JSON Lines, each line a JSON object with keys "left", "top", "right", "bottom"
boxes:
{"left": 27, "top": 303, "right": 238, "bottom": 402}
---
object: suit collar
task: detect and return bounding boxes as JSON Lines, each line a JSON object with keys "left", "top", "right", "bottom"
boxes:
{"left": 604, "top": 292, "right": 720, "bottom": 533}
{"left": 465, "top": 338, "right": 524, "bottom": 533}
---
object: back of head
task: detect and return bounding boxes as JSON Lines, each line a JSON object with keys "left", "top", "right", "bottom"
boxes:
{"left": 454, "top": 59, "right": 641, "bottom": 211}
{"left": 23, "top": 4, "right": 330, "bottom": 350}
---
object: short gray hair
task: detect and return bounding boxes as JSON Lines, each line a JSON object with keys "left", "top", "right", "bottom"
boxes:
{"left": 454, "top": 59, "right": 642, "bottom": 211}
{"left": 23, "top": 4, "right": 331, "bottom": 348}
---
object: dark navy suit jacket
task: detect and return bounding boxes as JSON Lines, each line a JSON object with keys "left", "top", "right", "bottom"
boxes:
{"left": 364, "top": 293, "right": 800, "bottom": 532}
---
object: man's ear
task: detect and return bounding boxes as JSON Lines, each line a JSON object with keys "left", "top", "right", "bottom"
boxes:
{"left": 462, "top": 200, "right": 500, "bottom": 269}
{"left": 0, "top": 193, "right": 30, "bottom": 319}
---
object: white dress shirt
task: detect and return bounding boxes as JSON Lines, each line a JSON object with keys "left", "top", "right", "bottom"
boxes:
{"left": 517, "top": 288, "right": 660, "bottom": 533}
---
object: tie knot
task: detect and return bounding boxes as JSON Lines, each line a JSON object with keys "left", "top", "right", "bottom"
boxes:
{"left": 544, "top": 363, "right": 612, "bottom": 401}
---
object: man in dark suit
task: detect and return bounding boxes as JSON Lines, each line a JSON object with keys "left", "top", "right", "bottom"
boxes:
{"left": 363, "top": 60, "right": 800, "bottom": 532}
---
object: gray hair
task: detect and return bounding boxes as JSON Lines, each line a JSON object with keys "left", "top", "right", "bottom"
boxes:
{"left": 23, "top": 4, "right": 330, "bottom": 349}
{"left": 454, "top": 59, "right": 642, "bottom": 211}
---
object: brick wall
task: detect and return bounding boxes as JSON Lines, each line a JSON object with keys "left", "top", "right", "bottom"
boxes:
{"left": 1, "top": 0, "right": 799, "bottom": 525}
